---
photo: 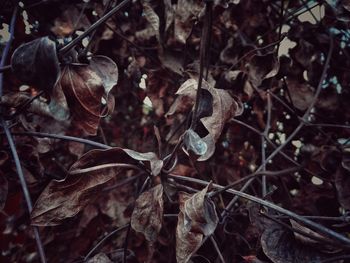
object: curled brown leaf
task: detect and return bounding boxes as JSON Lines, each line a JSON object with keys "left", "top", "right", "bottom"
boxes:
{"left": 167, "top": 78, "right": 243, "bottom": 160}
{"left": 54, "top": 56, "right": 117, "bottom": 135}
{"left": 176, "top": 184, "right": 218, "bottom": 263}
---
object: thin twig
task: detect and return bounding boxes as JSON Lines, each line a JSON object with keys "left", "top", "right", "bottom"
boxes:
{"left": 274, "top": 215, "right": 350, "bottom": 222}
{"left": 261, "top": 92, "right": 272, "bottom": 196}
{"left": 231, "top": 118, "right": 317, "bottom": 177}
{"left": 10, "top": 131, "right": 111, "bottom": 149}
{"left": 0, "top": 65, "right": 11, "bottom": 73}
{"left": 1, "top": 119, "right": 47, "bottom": 263}
{"left": 84, "top": 224, "right": 129, "bottom": 261}
{"left": 210, "top": 236, "right": 226, "bottom": 263}
{"left": 261, "top": 212, "right": 341, "bottom": 248}
{"left": 228, "top": 33, "right": 287, "bottom": 70}
{"left": 59, "top": 0, "right": 131, "bottom": 56}
{"left": 9, "top": 90, "right": 45, "bottom": 118}
{"left": 168, "top": 174, "right": 350, "bottom": 246}
{"left": 223, "top": 34, "right": 334, "bottom": 217}
{"left": 191, "top": 1, "right": 213, "bottom": 129}
{"left": 0, "top": 4, "right": 18, "bottom": 97}
{"left": 123, "top": 177, "right": 151, "bottom": 263}
{"left": 209, "top": 166, "right": 300, "bottom": 198}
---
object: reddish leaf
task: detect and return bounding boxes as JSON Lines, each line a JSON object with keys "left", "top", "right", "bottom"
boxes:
{"left": 57, "top": 60, "right": 115, "bottom": 135}
{"left": 176, "top": 184, "right": 218, "bottom": 263}
{"left": 131, "top": 184, "right": 164, "bottom": 242}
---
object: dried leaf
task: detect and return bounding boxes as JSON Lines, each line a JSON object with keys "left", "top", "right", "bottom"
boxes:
{"left": 87, "top": 253, "right": 113, "bottom": 263}
{"left": 183, "top": 129, "right": 208, "bottom": 156}
{"left": 31, "top": 147, "right": 162, "bottom": 226}
{"left": 141, "top": 1, "right": 160, "bottom": 41}
{"left": 248, "top": 52, "right": 280, "bottom": 89}
{"left": 58, "top": 62, "right": 115, "bottom": 135}
{"left": 167, "top": 78, "right": 243, "bottom": 160}
{"left": 131, "top": 184, "right": 164, "bottom": 242}
{"left": 90, "top": 55, "right": 119, "bottom": 94}
{"left": 174, "top": 0, "right": 204, "bottom": 44}
{"left": 261, "top": 221, "right": 329, "bottom": 263}
{"left": 289, "top": 220, "right": 337, "bottom": 253}
{"left": 286, "top": 80, "right": 315, "bottom": 111}
{"left": 0, "top": 92, "right": 70, "bottom": 123}
{"left": 176, "top": 184, "right": 218, "bottom": 263}
{"left": 11, "top": 37, "right": 60, "bottom": 92}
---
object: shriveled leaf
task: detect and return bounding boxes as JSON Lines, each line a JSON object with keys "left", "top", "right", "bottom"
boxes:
{"left": 0, "top": 92, "right": 69, "bottom": 121}
{"left": 286, "top": 80, "right": 315, "bottom": 111}
{"left": 11, "top": 37, "right": 60, "bottom": 92}
{"left": 0, "top": 172, "right": 8, "bottom": 211}
{"left": 167, "top": 78, "right": 243, "bottom": 160}
{"left": 164, "top": 0, "right": 175, "bottom": 31}
{"left": 176, "top": 184, "right": 218, "bottom": 263}
{"left": 174, "top": 0, "right": 204, "bottom": 44}
{"left": 141, "top": 1, "right": 160, "bottom": 41}
{"left": 248, "top": 52, "right": 280, "bottom": 89}
{"left": 261, "top": 221, "right": 330, "bottom": 263}
{"left": 31, "top": 147, "right": 161, "bottom": 226}
{"left": 49, "top": 83, "right": 70, "bottom": 121}
{"left": 159, "top": 50, "right": 184, "bottom": 76}
{"left": 131, "top": 184, "right": 164, "bottom": 242}
{"left": 87, "top": 253, "right": 113, "bottom": 263}
{"left": 58, "top": 63, "right": 115, "bottom": 135}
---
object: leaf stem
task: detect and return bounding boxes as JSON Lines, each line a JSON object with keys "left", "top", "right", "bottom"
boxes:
{"left": 84, "top": 224, "right": 129, "bottom": 261}
{"left": 208, "top": 166, "right": 300, "bottom": 198}
{"left": 69, "top": 163, "right": 143, "bottom": 175}
{"left": 1, "top": 119, "right": 47, "bottom": 263}
{"left": 191, "top": 1, "right": 213, "bottom": 129}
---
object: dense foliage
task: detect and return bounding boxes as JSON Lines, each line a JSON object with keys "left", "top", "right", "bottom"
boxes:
{"left": 1, "top": 0, "right": 350, "bottom": 262}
